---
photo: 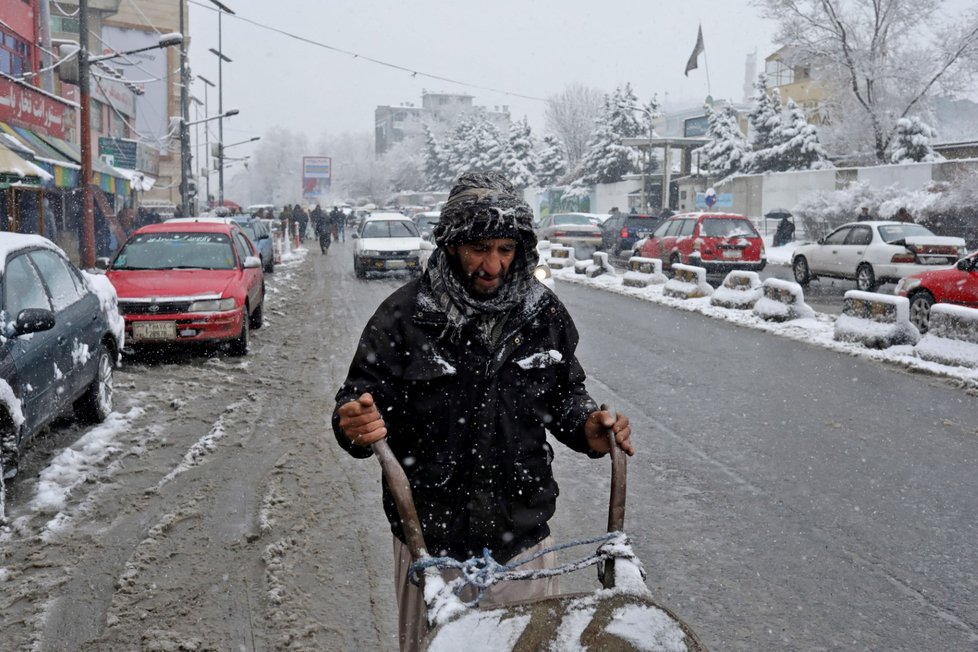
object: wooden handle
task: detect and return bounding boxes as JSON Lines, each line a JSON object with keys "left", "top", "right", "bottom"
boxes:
{"left": 371, "top": 439, "right": 428, "bottom": 562}
{"left": 601, "top": 404, "right": 627, "bottom": 589}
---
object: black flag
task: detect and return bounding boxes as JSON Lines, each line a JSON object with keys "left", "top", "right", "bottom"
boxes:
{"left": 685, "top": 25, "right": 704, "bottom": 77}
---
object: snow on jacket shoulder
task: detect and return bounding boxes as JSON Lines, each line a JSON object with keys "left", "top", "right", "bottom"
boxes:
{"left": 331, "top": 277, "right": 599, "bottom": 561}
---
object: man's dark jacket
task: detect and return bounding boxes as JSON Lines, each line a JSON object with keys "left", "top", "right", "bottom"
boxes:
{"left": 332, "top": 276, "right": 599, "bottom": 562}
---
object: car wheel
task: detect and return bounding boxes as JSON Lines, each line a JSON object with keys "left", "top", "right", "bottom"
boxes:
{"left": 74, "top": 343, "right": 114, "bottom": 424}
{"left": 908, "top": 290, "right": 934, "bottom": 334}
{"left": 229, "top": 307, "right": 250, "bottom": 356}
{"left": 264, "top": 257, "right": 274, "bottom": 273}
{"left": 793, "top": 256, "right": 811, "bottom": 286}
{"left": 354, "top": 257, "right": 365, "bottom": 279}
{"left": 250, "top": 287, "right": 265, "bottom": 330}
{"left": 856, "top": 263, "right": 878, "bottom": 292}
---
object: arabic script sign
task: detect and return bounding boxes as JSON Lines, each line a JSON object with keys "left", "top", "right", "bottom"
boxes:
{"left": 0, "top": 75, "right": 75, "bottom": 139}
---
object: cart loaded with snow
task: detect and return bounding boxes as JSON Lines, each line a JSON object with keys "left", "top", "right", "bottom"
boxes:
{"left": 372, "top": 423, "right": 708, "bottom": 651}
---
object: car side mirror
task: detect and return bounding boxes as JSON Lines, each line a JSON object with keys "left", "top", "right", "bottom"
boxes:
{"left": 95, "top": 257, "right": 111, "bottom": 270}
{"left": 958, "top": 258, "right": 975, "bottom": 271}
{"left": 351, "top": 233, "right": 359, "bottom": 239}
{"left": 817, "top": 237, "right": 825, "bottom": 245}
{"left": 14, "top": 308, "right": 56, "bottom": 336}
{"left": 243, "top": 255, "right": 262, "bottom": 269}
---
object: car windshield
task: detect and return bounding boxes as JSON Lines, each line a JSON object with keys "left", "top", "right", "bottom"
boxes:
{"left": 417, "top": 216, "right": 440, "bottom": 228}
{"left": 553, "top": 214, "right": 593, "bottom": 226}
{"left": 112, "top": 233, "right": 237, "bottom": 270}
{"left": 625, "top": 217, "right": 657, "bottom": 229}
{"left": 699, "top": 218, "right": 759, "bottom": 238}
{"left": 362, "top": 220, "right": 419, "bottom": 238}
{"left": 877, "top": 224, "right": 934, "bottom": 243}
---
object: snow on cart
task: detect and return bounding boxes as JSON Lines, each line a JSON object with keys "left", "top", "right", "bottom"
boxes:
{"left": 372, "top": 429, "right": 708, "bottom": 651}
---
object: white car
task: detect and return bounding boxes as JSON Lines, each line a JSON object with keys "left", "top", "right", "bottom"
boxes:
{"left": 353, "top": 213, "right": 427, "bottom": 278}
{"left": 791, "top": 221, "right": 966, "bottom": 291}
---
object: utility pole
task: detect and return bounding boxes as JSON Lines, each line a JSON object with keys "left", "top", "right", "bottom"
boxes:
{"left": 197, "top": 75, "right": 215, "bottom": 208}
{"left": 79, "top": 0, "right": 96, "bottom": 268}
{"left": 208, "top": 0, "right": 235, "bottom": 207}
{"left": 179, "top": 0, "right": 191, "bottom": 217}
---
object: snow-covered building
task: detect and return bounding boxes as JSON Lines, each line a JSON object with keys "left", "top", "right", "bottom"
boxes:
{"left": 375, "top": 91, "right": 510, "bottom": 155}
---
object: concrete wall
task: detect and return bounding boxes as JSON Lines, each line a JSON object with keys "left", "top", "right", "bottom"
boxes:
{"left": 593, "top": 180, "right": 640, "bottom": 214}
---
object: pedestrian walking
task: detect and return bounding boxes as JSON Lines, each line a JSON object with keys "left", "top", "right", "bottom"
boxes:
{"left": 333, "top": 170, "right": 633, "bottom": 652}
{"left": 329, "top": 206, "right": 344, "bottom": 242}
{"left": 312, "top": 204, "right": 330, "bottom": 254}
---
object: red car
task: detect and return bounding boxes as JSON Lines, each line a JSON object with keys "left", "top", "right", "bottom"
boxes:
{"left": 895, "top": 250, "right": 978, "bottom": 333}
{"left": 639, "top": 212, "right": 766, "bottom": 273}
{"left": 104, "top": 221, "right": 265, "bottom": 355}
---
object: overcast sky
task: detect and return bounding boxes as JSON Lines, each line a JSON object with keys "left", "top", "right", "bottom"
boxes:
{"left": 186, "top": 0, "right": 780, "bottom": 150}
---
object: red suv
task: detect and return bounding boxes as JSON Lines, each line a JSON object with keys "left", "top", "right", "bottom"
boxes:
{"left": 639, "top": 212, "right": 766, "bottom": 273}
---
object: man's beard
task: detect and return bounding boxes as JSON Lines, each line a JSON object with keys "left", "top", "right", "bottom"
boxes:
{"left": 464, "top": 267, "right": 510, "bottom": 298}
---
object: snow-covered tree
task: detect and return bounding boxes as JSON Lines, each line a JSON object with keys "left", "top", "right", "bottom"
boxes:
{"left": 755, "top": 0, "right": 978, "bottom": 163}
{"left": 422, "top": 125, "right": 453, "bottom": 191}
{"left": 470, "top": 118, "right": 506, "bottom": 171}
{"left": 576, "top": 84, "right": 644, "bottom": 186}
{"left": 544, "top": 83, "right": 605, "bottom": 166}
{"left": 889, "top": 116, "right": 943, "bottom": 163}
{"left": 774, "top": 99, "right": 831, "bottom": 171}
{"left": 502, "top": 117, "right": 537, "bottom": 190}
{"left": 536, "top": 135, "right": 567, "bottom": 188}
{"left": 702, "top": 103, "right": 749, "bottom": 180}
{"left": 444, "top": 116, "right": 478, "bottom": 178}
{"left": 745, "top": 74, "right": 784, "bottom": 173}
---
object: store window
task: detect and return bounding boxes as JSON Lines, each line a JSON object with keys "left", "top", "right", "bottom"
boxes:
{"left": 1, "top": 29, "right": 30, "bottom": 77}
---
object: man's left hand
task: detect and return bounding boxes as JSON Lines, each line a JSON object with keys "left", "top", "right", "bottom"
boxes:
{"left": 585, "top": 409, "right": 634, "bottom": 456}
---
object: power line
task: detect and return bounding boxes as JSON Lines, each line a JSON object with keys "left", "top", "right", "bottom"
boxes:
{"left": 187, "top": 0, "right": 546, "bottom": 103}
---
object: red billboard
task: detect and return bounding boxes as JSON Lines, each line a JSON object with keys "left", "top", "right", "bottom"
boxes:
{"left": 0, "top": 76, "right": 75, "bottom": 139}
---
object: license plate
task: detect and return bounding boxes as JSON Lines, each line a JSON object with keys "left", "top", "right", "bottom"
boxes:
{"left": 722, "top": 249, "right": 742, "bottom": 259}
{"left": 385, "top": 260, "right": 407, "bottom": 270}
{"left": 133, "top": 321, "right": 177, "bottom": 340}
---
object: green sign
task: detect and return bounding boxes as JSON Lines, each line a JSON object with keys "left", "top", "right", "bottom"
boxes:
{"left": 98, "top": 137, "right": 138, "bottom": 169}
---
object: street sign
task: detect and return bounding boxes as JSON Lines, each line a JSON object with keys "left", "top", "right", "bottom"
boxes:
{"left": 99, "top": 137, "right": 138, "bottom": 169}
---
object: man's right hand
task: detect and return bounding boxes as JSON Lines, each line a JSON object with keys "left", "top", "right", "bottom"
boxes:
{"left": 338, "top": 393, "right": 387, "bottom": 447}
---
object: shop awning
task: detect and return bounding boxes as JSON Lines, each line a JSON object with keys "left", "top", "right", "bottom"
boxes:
{"left": 40, "top": 134, "right": 130, "bottom": 195}
{"left": 0, "top": 122, "right": 79, "bottom": 188}
{"left": 0, "top": 142, "right": 53, "bottom": 186}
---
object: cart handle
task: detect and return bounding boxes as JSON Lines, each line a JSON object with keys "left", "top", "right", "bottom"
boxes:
{"left": 604, "top": 403, "right": 627, "bottom": 534}
{"left": 372, "top": 438, "right": 428, "bottom": 561}
{"left": 372, "top": 405, "right": 628, "bottom": 566}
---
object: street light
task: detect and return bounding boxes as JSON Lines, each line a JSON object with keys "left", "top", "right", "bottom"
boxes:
{"left": 207, "top": 0, "right": 236, "bottom": 208}
{"left": 177, "top": 108, "right": 239, "bottom": 128}
{"left": 197, "top": 75, "right": 215, "bottom": 207}
{"left": 77, "top": 0, "right": 181, "bottom": 267}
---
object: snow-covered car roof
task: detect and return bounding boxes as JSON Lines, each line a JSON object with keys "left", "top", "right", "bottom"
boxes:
{"left": 0, "top": 232, "right": 65, "bottom": 275}
{"left": 363, "top": 213, "right": 413, "bottom": 222}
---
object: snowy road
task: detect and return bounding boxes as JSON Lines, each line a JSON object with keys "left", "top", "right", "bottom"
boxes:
{"left": 1, "top": 240, "right": 976, "bottom": 651}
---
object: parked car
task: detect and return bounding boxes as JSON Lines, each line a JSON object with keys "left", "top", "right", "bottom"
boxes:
{"left": 894, "top": 249, "right": 978, "bottom": 333}
{"left": 229, "top": 216, "right": 274, "bottom": 273}
{"left": 103, "top": 221, "right": 265, "bottom": 356}
{"left": 792, "top": 221, "right": 966, "bottom": 292}
{"left": 414, "top": 211, "right": 441, "bottom": 241}
{"left": 353, "top": 213, "right": 426, "bottom": 278}
{"left": 534, "top": 213, "right": 603, "bottom": 258}
{"left": 1, "top": 233, "right": 122, "bottom": 485}
{"left": 601, "top": 213, "right": 664, "bottom": 256}
{"left": 638, "top": 212, "right": 766, "bottom": 273}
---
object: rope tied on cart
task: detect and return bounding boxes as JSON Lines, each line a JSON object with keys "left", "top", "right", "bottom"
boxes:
{"left": 407, "top": 531, "right": 644, "bottom": 607}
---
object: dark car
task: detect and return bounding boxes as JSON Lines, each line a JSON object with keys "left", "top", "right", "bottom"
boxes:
{"left": 601, "top": 213, "right": 664, "bottom": 256}
{"left": 1, "top": 233, "right": 122, "bottom": 493}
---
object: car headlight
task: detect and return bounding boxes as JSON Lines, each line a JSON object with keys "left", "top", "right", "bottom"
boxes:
{"left": 894, "top": 277, "right": 921, "bottom": 296}
{"left": 359, "top": 250, "right": 379, "bottom": 257}
{"left": 533, "top": 264, "right": 552, "bottom": 281}
{"left": 188, "top": 297, "right": 236, "bottom": 312}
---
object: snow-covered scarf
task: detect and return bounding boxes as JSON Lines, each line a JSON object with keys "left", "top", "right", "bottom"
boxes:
{"left": 425, "top": 248, "right": 534, "bottom": 345}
